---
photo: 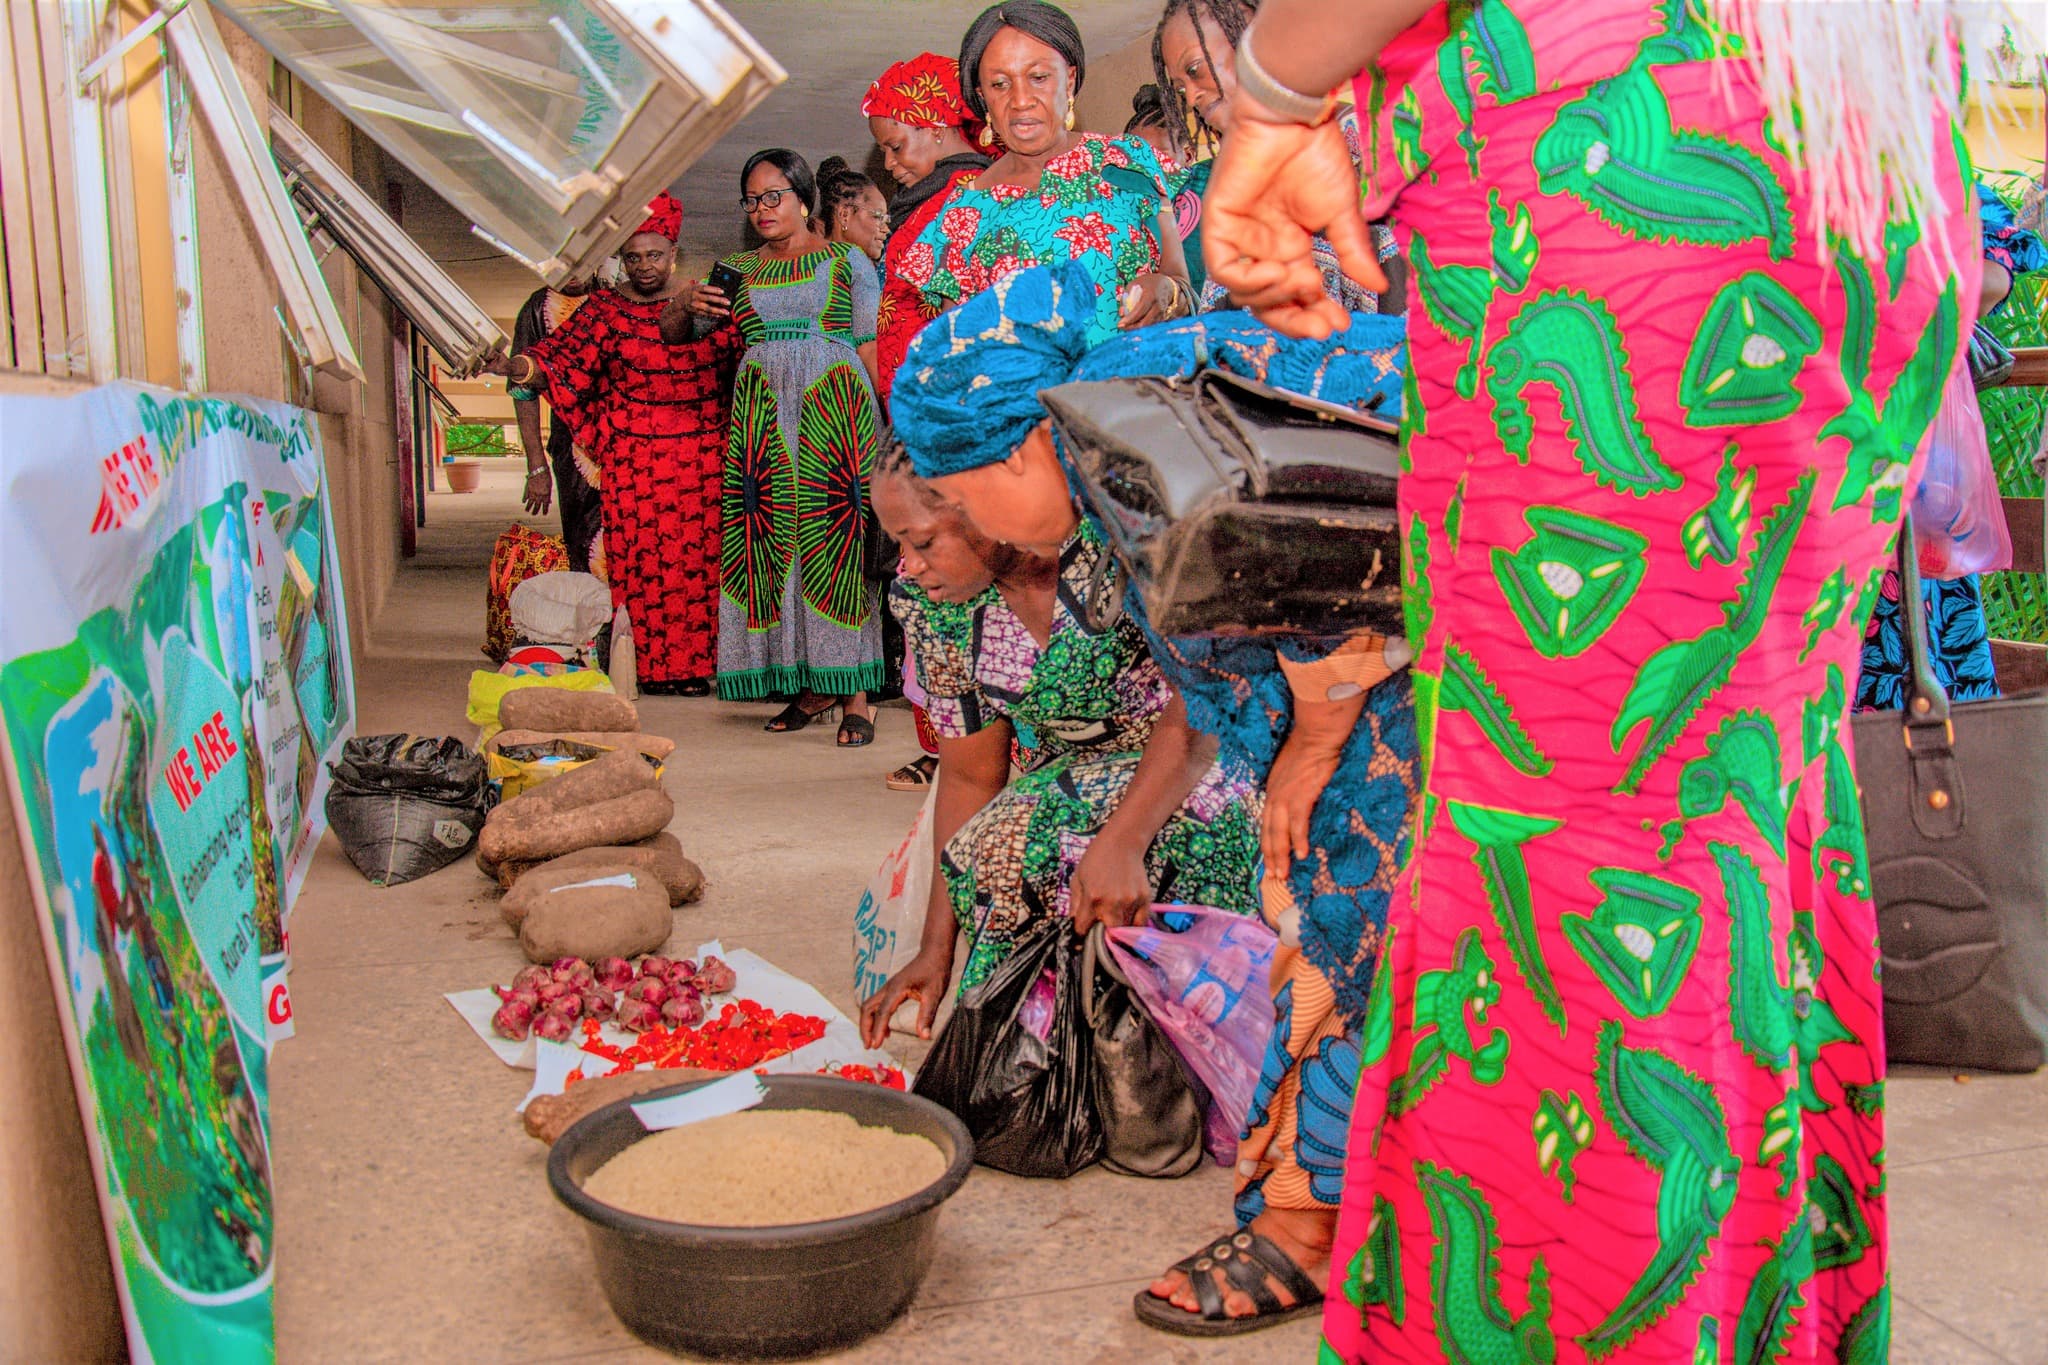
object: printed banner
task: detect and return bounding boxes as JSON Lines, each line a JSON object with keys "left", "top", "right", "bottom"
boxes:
{"left": 0, "top": 382, "right": 355, "bottom": 1363}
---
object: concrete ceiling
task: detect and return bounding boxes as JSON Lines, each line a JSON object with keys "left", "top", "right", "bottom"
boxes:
{"left": 425, "top": 0, "right": 1164, "bottom": 328}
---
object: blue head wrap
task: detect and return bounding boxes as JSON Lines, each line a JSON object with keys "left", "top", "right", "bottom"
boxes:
{"left": 892, "top": 261, "right": 1097, "bottom": 479}
{"left": 1068, "top": 309, "right": 1407, "bottom": 415}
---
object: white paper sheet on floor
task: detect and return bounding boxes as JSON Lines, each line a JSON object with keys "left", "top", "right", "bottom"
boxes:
{"left": 443, "top": 940, "right": 905, "bottom": 1111}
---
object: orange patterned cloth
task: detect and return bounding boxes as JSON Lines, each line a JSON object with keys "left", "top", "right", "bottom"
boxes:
{"left": 484, "top": 523, "right": 568, "bottom": 663}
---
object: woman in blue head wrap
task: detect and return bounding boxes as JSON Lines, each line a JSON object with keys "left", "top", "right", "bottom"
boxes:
{"left": 857, "top": 265, "right": 1265, "bottom": 1020}
{"left": 885, "top": 262, "right": 1419, "bottom": 1337}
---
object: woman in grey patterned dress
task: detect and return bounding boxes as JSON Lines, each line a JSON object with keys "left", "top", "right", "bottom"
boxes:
{"left": 688, "top": 148, "right": 888, "bottom": 744}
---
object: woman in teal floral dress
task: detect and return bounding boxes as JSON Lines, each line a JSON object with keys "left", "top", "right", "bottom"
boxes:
{"left": 858, "top": 446, "right": 1260, "bottom": 1034}
{"left": 894, "top": 0, "right": 1196, "bottom": 347}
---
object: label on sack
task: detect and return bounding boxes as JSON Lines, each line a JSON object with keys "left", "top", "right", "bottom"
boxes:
{"left": 548, "top": 873, "right": 639, "bottom": 893}
{"left": 432, "top": 819, "right": 474, "bottom": 849}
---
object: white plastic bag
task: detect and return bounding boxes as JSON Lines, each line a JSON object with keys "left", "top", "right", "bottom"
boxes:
{"left": 509, "top": 570, "right": 613, "bottom": 648}
{"left": 853, "top": 789, "right": 936, "bottom": 1005}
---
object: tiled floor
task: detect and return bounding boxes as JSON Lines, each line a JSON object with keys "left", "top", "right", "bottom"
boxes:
{"left": 270, "top": 466, "right": 2048, "bottom": 1363}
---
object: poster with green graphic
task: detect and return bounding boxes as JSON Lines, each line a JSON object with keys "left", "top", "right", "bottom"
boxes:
{"left": 0, "top": 382, "right": 354, "bottom": 1362}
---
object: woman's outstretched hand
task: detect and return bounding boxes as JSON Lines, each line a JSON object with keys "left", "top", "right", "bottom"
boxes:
{"left": 1203, "top": 101, "right": 1385, "bottom": 339}
{"left": 859, "top": 945, "right": 952, "bottom": 1048}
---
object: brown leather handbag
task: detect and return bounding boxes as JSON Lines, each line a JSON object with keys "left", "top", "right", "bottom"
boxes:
{"left": 1851, "top": 522, "right": 2048, "bottom": 1072}
{"left": 1041, "top": 370, "right": 1404, "bottom": 639}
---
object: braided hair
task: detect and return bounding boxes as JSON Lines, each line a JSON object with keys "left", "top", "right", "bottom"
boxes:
{"left": 816, "top": 156, "right": 880, "bottom": 235}
{"left": 1151, "top": 0, "right": 1255, "bottom": 156}
{"left": 875, "top": 434, "right": 960, "bottom": 511}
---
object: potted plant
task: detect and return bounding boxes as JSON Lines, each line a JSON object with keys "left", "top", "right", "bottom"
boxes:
{"left": 444, "top": 422, "right": 508, "bottom": 494}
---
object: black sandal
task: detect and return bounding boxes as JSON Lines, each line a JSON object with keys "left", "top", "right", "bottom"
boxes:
{"left": 837, "top": 712, "right": 875, "bottom": 747}
{"left": 885, "top": 755, "right": 937, "bottom": 790}
{"left": 1133, "top": 1230, "right": 1325, "bottom": 1338}
{"left": 764, "top": 699, "right": 836, "bottom": 733}
{"left": 677, "top": 677, "right": 712, "bottom": 698}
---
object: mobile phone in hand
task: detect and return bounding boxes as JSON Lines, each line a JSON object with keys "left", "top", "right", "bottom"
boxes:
{"left": 706, "top": 262, "right": 745, "bottom": 306}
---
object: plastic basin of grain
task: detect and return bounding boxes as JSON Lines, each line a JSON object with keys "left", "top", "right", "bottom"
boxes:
{"left": 549, "top": 1075, "right": 974, "bottom": 1360}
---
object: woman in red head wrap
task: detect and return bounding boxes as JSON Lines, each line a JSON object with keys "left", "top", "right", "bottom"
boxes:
{"left": 862, "top": 53, "right": 996, "bottom": 788}
{"left": 491, "top": 192, "right": 742, "bottom": 694}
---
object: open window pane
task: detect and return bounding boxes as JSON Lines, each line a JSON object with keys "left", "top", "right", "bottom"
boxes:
{"left": 270, "top": 106, "right": 505, "bottom": 376}
{"left": 212, "top": 0, "right": 784, "bottom": 283}
{"left": 166, "top": 3, "right": 363, "bottom": 380}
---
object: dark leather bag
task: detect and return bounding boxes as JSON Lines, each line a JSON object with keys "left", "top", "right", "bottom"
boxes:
{"left": 1083, "top": 925, "right": 1208, "bottom": 1178}
{"left": 1041, "top": 370, "right": 1404, "bottom": 638}
{"left": 1851, "top": 522, "right": 2048, "bottom": 1072}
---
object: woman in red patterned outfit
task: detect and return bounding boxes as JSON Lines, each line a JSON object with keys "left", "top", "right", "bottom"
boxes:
{"left": 864, "top": 53, "right": 992, "bottom": 787}
{"left": 491, "top": 195, "right": 740, "bottom": 694}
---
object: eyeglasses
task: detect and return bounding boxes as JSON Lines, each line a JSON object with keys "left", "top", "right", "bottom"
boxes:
{"left": 740, "top": 187, "right": 794, "bottom": 213}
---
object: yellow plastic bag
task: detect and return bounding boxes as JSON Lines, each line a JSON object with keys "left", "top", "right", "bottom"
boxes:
{"left": 465, "top": 669, "right": 614, "bottom": 742}
{"left": 485, "top": 738, "right": 664, "bottom": 801}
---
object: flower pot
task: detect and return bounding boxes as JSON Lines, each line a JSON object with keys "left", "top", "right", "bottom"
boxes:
{"left": 445, "top": 459, "right": 482, "bottom": 494}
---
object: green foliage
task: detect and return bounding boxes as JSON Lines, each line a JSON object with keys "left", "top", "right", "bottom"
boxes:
{"left": 1980, "top": 258, "right": 2046, "bottom": 645}
{"left": 444, "top": 422, "right": 510, "bottom": 456}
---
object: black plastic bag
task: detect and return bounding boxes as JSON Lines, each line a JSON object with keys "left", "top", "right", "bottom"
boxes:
{"left": 913, "top": 920, "right": 1102, "bottom": 1178}
{"left": 1083, "top": 926, "right": 1210, "bottom": 1178}
{"left": 326, "top": 735, "right": 492, "bottom": 887}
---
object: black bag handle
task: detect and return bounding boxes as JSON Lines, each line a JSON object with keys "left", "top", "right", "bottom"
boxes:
{"left": 1891, "top": 514, "right": 1966, "bottom": 839}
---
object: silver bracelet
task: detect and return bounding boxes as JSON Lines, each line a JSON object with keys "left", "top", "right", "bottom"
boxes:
{"left": 1234, "top": 28, "right": 1336, "bottom": 126}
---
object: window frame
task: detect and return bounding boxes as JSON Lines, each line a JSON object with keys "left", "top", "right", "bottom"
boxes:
{"left": 210, "top": 0, "right": 785, "bottom": 286}
{"left": 164, "top": 1, "right": 363, "bottom": 381}
{"left": 268, "top": 105, "right": 506, "bottom": 378}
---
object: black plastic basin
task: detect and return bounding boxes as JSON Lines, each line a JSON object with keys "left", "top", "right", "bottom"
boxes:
{"left": 548, "top": 1075, "right": 974, "bottom": 1360}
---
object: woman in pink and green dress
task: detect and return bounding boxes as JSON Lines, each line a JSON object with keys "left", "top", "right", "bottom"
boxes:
{"left": 1195, "top": 0, "right": 1982, "bottom": 1357}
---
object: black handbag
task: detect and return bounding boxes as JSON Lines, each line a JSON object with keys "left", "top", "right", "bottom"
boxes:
{"left": 1851, "top": 520, "right": 2048, "bottom": 1072}
{"left": 1041, "top": 369, "right": 1404, "bottom": 639}
{"left": 1083, "top": 925, "right": 1208, "bottom": 1179}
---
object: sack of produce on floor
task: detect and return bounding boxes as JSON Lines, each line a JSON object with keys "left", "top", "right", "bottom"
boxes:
{"left": 496, "top": 840, "right": 702, "bottom": 907}
{"left": 912, "top": 920, "right": 1101, "bottom": 1178}
{"left": 485, "top": 523, "right": 568, "bottom": 664}
{"left": 465, "top": 667, "right": 616, "bottom": 741}
{"left": 509, "top": 570, "right": 613, "bottom": 665}
{"left": 326, "top": 735, "right": 493, "bottom": 886}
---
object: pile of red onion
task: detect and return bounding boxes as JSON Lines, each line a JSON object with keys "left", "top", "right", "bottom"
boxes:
{"left": 492, "top": 952, "right": 737, "bottom": 1042}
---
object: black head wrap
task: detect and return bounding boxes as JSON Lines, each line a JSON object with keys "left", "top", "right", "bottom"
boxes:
{"left": 958, "top": 1, "right": 1086, "bottom": 120}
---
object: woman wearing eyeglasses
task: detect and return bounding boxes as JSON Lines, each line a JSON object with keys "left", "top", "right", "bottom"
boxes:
{"left": 688, "top": 148, "right": 888, "bottom": 745}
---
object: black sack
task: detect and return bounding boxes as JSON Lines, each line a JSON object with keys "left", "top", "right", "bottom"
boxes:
{"left": 1852, "top": 523, "right": 2048, "bottom": 1072}
{"left": 912, "top": 920, "right": 1102, "bottom": 1178}
{"left": 1083, "top": 925, "right": 1209, "bottom": 1178}
{"left": 326, "top": 735, "right": 493, "bottom": 887}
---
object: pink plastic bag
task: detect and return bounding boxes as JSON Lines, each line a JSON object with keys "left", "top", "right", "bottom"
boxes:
{"left": 1107, "top": 907, "right": 1277, "bottom": 1165}
{"left": 1914, "top": 362, "right": 2012, "bottom": 578}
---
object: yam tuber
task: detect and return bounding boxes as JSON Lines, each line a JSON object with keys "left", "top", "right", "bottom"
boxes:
{"left": 497, "top": 688, "right": 639, "bottom": 735}
{"left": 479, "top": 788, "right": 674, "bottom": 867}
{"left": 517, "top": 867, "right": 672, "bottom": 964}
{"left": 497, "top": 842, "right": 703, "bottom": 906}
{"left": 522, "top": 1068, "right": 717, "bottom": 1143}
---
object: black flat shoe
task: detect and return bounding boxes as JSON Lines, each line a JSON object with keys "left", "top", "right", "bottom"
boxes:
{"left": 676, "top": 677, "right": 712, "bottom": 697}
{"left": 837, "top": 713, "right": 876, "bottom": 747}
